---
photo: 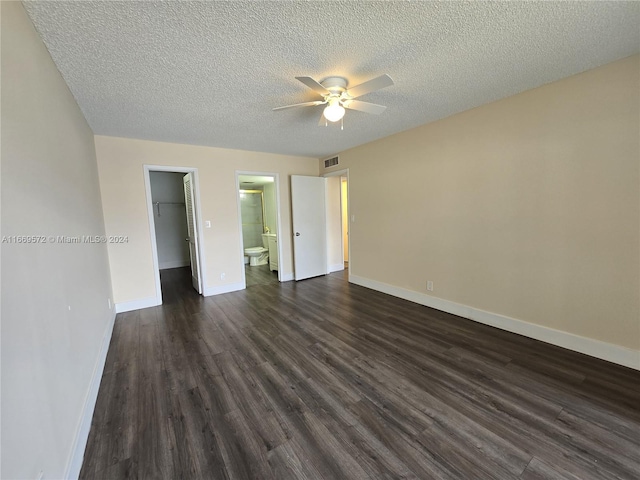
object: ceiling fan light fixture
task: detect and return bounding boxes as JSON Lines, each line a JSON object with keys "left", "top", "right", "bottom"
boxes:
{"left": 323, "top": 98, "right": 345, "bottom": 122}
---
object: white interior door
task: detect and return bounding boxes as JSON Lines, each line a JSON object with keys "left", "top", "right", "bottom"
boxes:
{"left": 183, "top": 173, "right": 202, "bottom": 293}
{"left": 291, "top": 175, "right": 327, "bottom": 280}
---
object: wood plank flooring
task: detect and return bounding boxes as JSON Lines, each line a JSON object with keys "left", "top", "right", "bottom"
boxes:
{"left": 81, "top": 267, "right": 640, "bottom": 479}
{"left": 244, "top": 264, "right": 279, "bottom": 288}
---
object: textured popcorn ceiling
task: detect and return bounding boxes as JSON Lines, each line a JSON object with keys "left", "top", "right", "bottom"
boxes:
{"left": 23, "top": 1, "right": 640, "bottom": 158}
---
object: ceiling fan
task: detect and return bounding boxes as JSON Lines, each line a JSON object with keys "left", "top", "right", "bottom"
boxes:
{"left": 273, "top": 74, "right": 394, "bottom": 127}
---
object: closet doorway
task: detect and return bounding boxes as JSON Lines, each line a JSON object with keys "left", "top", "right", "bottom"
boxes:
{"left": 144, "top": 165, "right": 206, "bottom": 303}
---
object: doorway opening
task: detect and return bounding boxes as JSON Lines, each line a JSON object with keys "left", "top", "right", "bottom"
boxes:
{"left": 341, "top": 175, "right": 349, "bottom": 270}
{"left": 323, "top": 168, "right": 350, "bottom": 276}
{"left": 236, "top": 172, "right": 282, "bottom": 288}
{"left": 144, "top": 165, "right": 206, "bottom": 304}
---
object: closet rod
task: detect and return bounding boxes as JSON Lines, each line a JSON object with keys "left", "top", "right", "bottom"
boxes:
{"left": 154, "top": 201, "right": 185, "bottom": 217}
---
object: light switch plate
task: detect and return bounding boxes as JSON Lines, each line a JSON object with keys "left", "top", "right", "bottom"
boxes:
{"left": 205, "top": 221, "right": 211, "bottom": 228}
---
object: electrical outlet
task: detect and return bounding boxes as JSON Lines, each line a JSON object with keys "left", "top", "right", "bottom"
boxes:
{"left": 427, "top": 281, "right": 433, "bottom": 292}
{"left": 220, "top": 272, "right": 225, "bottom": 280}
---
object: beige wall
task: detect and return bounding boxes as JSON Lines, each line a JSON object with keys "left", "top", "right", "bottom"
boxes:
{"left": 1, "top": 3, "right": 114, "bottom": 479}
{"left": 324, "top": 55, "right": 640, "bottom": 352}
{"left": 94, "top": 136, "right": 318, "bottom": 304}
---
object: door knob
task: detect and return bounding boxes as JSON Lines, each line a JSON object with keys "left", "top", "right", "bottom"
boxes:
{"left": 295, "top": 232, "right": 301, "bottom": 236}
{"left": 185, "top": 237, "right": 190, "bottom": 242}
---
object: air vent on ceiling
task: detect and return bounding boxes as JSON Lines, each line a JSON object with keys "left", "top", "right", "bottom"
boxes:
{"left": 324, "top": 156, "right": 339, "bottom": 169}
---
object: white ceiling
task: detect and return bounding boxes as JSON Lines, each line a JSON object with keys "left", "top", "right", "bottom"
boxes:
{"left": 23, "top": 1, "right": 640, "bottom": 159}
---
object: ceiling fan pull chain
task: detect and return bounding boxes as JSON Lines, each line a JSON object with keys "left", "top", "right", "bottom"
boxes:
{"left": 341, "top": 117, "right": 344, "bottom": 131}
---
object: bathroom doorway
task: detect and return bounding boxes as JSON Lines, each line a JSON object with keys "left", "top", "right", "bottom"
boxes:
{"left": 236, "top": 172, "right": 282, "bottom": 288}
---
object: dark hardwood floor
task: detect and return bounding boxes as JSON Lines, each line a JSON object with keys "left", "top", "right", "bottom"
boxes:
{"left": 245, "top": 263, "right": 279, "bottom": 288}
{"left": 80, "top": 267, "right": 640, "bottom": 479}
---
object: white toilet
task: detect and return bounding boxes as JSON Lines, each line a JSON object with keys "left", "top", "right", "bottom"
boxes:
{"left": 244, "top": 234, "right": 270, "bottom": 266}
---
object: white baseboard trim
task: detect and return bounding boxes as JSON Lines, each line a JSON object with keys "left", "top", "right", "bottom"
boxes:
{"left": 203, "top": 281, "right": 245, "bottom": 296}
{"left": 328, "top": 263, "right": 345, "bottom": 273}
{"left": 115, "top": 296, "right": 161, "bottom": 313}
{"left": 280, "top": 272, "right": 294, "bottom": 282}
{"left": 64, "top": 310, "right": 116, "bottom": 479}
{"left": 349, "top": 275, "right": 640, "bottom": 371}
{"left": 159, "top": 260, "right": 190, "bottom": 269}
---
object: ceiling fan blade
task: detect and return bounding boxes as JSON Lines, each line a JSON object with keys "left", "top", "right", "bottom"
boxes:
{"left": 295, "top": 76, "right": 331, "bottom": 95}
{"left": 343, "top": 100, "right": 387, "bottom": 115}
{"left": 345, "top": 74, "right": 394, "bottom": 98}
{"left": 273, "top": 100, "right": 324, "bottom": 111}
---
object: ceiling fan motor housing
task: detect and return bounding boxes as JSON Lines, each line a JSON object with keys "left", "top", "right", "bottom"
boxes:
{"left": 320, "top": 76, "right": 349, "bottom": 96}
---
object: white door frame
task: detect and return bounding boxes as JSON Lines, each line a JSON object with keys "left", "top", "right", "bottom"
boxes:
{"left": 323, "top": 168, "right": 350, "bottom": 280}
{"left": 144, "top": 165, "right": 208, "bottom": 303}
{"left": 235, "top": 171, "right": 284, "bottom": 288}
